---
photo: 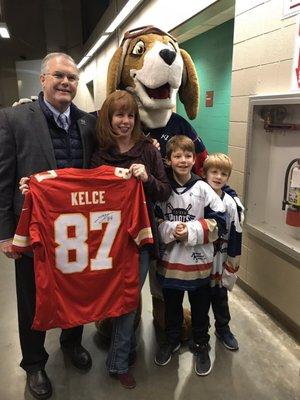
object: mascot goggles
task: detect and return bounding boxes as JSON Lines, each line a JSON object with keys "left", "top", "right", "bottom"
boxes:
{"left": 121, "top": 25, "right": 177, "bottom": 45}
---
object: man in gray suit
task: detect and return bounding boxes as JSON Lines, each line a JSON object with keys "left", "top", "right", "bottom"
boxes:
{"left": 0, "top": 52, "right": 96, "bottom": 399}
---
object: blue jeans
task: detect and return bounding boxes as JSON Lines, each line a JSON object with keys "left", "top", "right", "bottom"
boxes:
{"left": 106, "top": 248, "right": 150, "bottom": 374}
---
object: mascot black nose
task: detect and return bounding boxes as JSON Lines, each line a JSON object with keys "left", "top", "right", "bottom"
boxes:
{"left": 159, "top": 49, "right": 176, "bottom": 66}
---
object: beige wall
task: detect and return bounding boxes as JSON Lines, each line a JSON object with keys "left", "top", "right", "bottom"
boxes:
{"left": 230, "top": 0, "right": 300, "bottom": 327}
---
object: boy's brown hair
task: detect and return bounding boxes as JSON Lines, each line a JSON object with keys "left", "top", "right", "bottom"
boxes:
{"left": 166, "top": 135, "right": 195, "bottom": 159}
{"left": 96, "top": 90, "right": 145, "bottom": 150}
{"left": 203, "top": 153, "right": 233, "bottom": 176}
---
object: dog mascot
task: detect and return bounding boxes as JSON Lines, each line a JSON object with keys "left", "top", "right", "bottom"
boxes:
{"left": 96, "top": 25, "right": 209, "bottom": 341}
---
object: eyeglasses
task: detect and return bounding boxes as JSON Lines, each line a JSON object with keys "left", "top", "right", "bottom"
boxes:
{"left": 44, "top": 72, "right": 79, "bottom": 83}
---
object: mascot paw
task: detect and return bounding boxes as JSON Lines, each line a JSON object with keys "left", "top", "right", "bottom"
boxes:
{"left": 181, "top": 308, "right": 192, "bottom": 342}
{"left": 152, "top": 296, "right": 192, "bottom": 341}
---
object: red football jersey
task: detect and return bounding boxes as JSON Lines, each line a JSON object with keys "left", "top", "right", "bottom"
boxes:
{"left": 12, "top": 165, "right": 153, "bottom": 331}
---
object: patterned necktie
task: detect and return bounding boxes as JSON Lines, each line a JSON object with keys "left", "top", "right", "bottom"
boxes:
{"left": 57, "top": 114, "right": 69, "bottom": 131}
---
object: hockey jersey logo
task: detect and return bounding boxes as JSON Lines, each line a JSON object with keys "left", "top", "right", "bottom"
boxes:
{"left": 165, "top": 202, "right": 195, "bottom": 222}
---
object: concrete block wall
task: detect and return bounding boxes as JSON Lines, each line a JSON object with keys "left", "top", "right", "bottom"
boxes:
{"left": 230, "top": 0, "right": 300, "bottom": 329}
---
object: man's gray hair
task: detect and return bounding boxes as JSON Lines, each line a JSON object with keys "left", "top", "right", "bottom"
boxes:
{"left": 41, "top": 53, "right": 78, "bottom": 74}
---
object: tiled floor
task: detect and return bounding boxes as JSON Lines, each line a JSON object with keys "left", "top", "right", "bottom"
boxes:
{"left": 0, "top": 253, "right": 299, "bottom": 400}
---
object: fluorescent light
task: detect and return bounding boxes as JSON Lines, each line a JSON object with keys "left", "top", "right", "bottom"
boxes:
{"left": 77, "top": 56, "right": 90, "bottom": 69}
{"left": 77, "top": 0, "right": 143, "bottom": 69}
{"left": 77, "top": 34, "right": 109, "bottom": 68}
{"left": 86, "top": 34, "right": 109, "bottom": 57}
{"left": 0, "top": 22, "right": 10, "bottom": 38}
{"left": 106, "top": 0, "right": 143, "bottom": 33}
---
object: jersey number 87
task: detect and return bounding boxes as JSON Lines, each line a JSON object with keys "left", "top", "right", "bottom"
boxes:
{"left": 54, "top": 211, "right": 121, "bottom": 274}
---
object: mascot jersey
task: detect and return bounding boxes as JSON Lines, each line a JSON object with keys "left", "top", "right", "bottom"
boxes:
{"left": 211, "top": 191, "right": 242, "bottom": 289}
{"left": 12, "top": 165, "right": 153, "bottom": 330}
{"left": 155, "top": 173, "right": 227, "bottom": 291}
{"left": 144, "top": 113, "right": 208, "bottom": 175}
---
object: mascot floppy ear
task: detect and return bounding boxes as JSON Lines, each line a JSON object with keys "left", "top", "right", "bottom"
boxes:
{"left": 178, "top": 49, "right": 199, "bottom": 120}
{"left": 106, "top": 47, "right": 124, "bottom": 95}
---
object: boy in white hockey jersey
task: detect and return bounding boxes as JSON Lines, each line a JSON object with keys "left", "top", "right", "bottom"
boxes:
{"left": 203, "top": 154, "right": 242, "bottom": 351}
{"left": 154, "top": 136, "right": 227, "bottom": 376}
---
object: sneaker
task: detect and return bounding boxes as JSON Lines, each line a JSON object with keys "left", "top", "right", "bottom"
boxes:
{"left": 154, "top": 342, "right": 181, "bottom": 366}
{"left": 117, "top": 372, "right": 136, "bottom": 389}
{"left": 215, "top": 330, "right": 239, "bottom": 351}
{"left": 189, "top": 341, "right": 211, "bottom": 354}
{"left": 194, "top": 344, "right": 212, "bottom": 376}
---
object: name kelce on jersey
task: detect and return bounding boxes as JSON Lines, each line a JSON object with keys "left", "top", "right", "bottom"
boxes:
{"left": 71, "top": 191, "right": 106, "bottom": 206}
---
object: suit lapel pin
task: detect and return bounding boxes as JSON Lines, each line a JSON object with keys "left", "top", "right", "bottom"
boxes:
{"left": 79, "top": 119, "right": 86, "bottom": 125}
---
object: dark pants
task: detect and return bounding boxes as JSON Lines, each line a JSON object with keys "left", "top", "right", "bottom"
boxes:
{"left": 15, "top": 255, "right": 83, "bottom": 373}
{"left": 163, "top": 284, "right": 210, "bottom": 346}
{"left": 211, "top": 286, "right": 231, "bottom": 334}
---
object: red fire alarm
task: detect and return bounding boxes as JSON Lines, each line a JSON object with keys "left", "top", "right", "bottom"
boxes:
{"left": 206, "top": 91, "right": 214, "bottom": 107}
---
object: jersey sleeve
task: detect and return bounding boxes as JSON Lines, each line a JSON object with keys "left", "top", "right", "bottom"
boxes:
{"left": 222, "top": 185, "right": 245, "bottom": 225}
{"left": 185, "top": 219, "right": 219, "bottom": 246}
{"left": 12, "top": 191, "right": 40, "bottom": 252}
{"left": 225, "top": 200, "right": 242, "bottom": 272}
{"left": 128, "top": 180, "right": 154, "bottom": 248}
{"left": 158, "top": 220, "right": 178, "bottom": 244}
{"left": 185, "top": 184, "right": 227, "bottom": 246}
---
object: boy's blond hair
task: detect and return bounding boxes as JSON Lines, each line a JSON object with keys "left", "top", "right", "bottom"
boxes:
{"left": 166, "top": 135, "right": 195, "bottom": 159}
{"left": 203, "top": 153, "right": 233, "bottom": 176}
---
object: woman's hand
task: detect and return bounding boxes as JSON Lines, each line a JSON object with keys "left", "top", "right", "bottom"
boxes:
{"left": 19, "top": 177, "right": 29, "bottom": 194}
{"left": 130, "top": 164, "right": 149, "bottom": 182}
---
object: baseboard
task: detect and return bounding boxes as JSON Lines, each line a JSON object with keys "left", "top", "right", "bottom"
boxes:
{"left": 237, "top": 278, "right": 300, "bottom": 343}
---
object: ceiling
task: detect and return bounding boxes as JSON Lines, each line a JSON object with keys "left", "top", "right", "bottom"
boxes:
{"left": 0, "top": 0, "right": 46, "bottom": 61}
{"left": 171, "top": 0, "right": 235, "bottom": 43}
{"left": 0, "top": 0, "right": 110, "bottom": 63}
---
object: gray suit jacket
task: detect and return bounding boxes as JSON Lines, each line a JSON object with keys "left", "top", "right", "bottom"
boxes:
{"left": 0, "top": 100, "right": 97, "bottom": 240}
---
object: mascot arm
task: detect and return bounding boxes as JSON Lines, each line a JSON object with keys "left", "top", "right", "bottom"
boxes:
{"left": 194, "top": 149, "right": 208, "bottom": 177}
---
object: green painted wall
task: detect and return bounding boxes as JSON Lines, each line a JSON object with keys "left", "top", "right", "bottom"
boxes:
{"left": 177, "top": 19, "right": 234, "bottom": 154}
